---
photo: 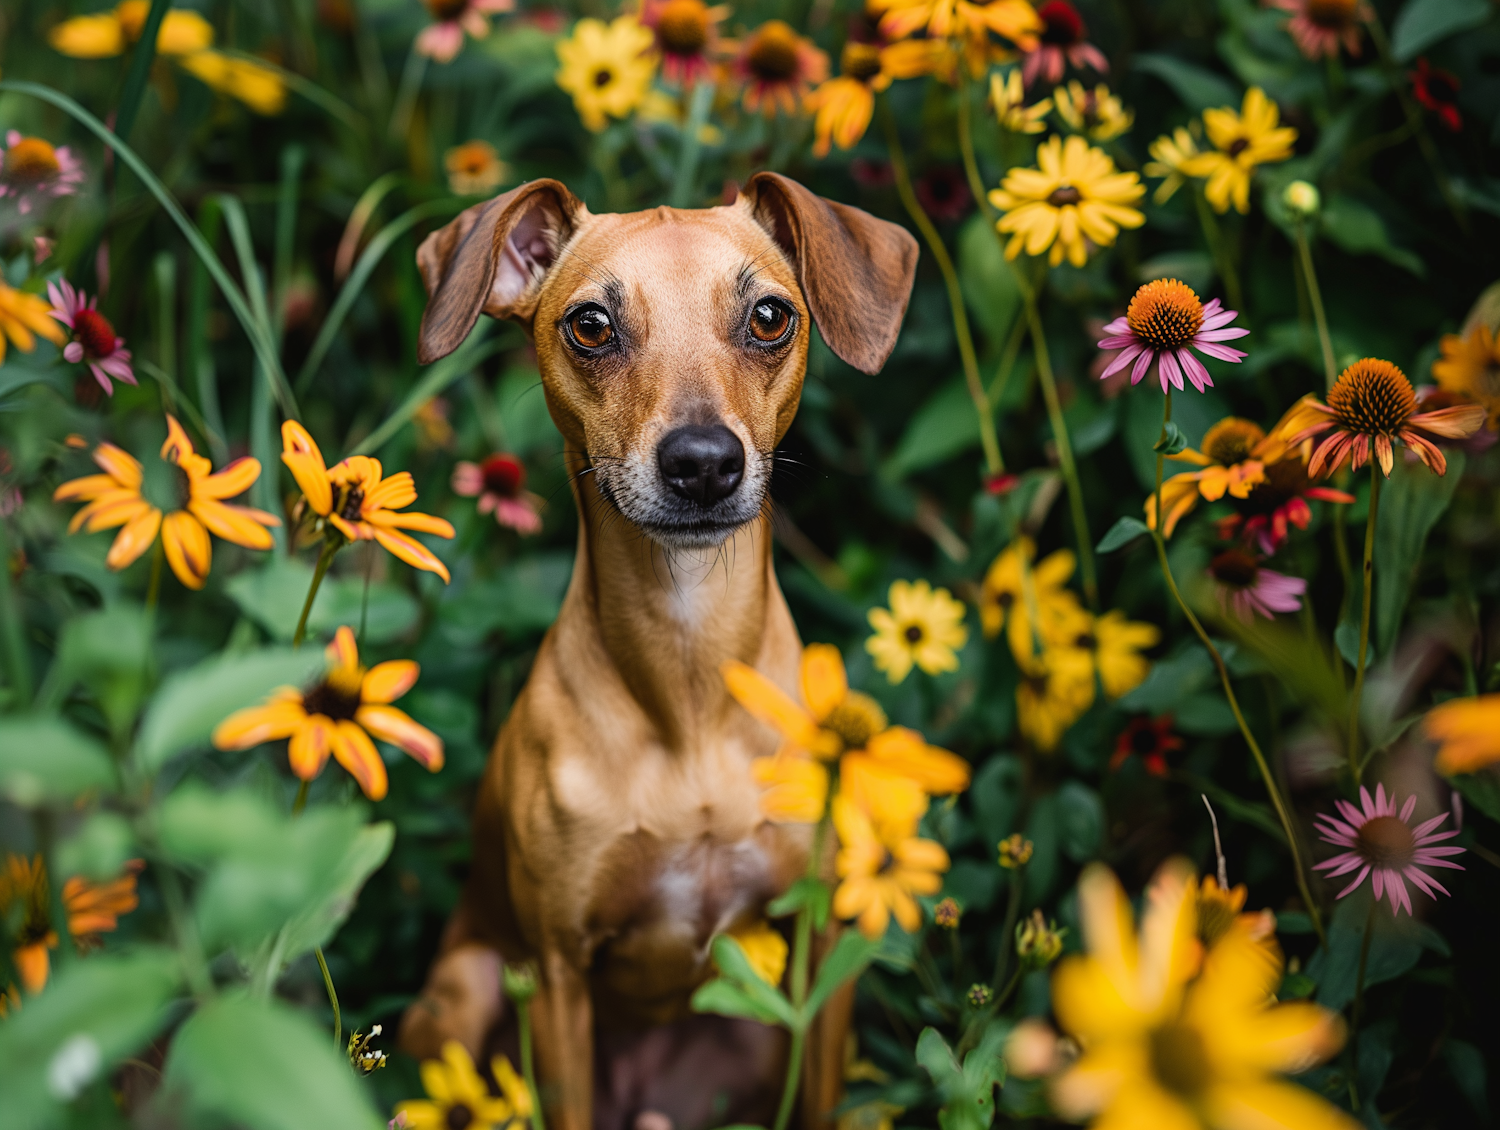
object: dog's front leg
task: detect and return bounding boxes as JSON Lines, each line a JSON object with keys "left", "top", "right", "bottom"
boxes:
{"left": 532, "top": 946, "right": 594, "bottom": 1130}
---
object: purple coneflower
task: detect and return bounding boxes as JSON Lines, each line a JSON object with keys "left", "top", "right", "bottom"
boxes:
{"left": 48, "top": 280, "right": 135, "bottom": 395}
{"left": 415, "top": 0, "right": 512, "bottom": 64}
{"left": 451, "top": 453, "right": 542, "bottom": 534}
{"left": 1021, "top": 1, "right": 1107, "bottom": 88}
{"left": 1208, "top": 548, "right": 1304, "bottom": 622}
{"left": 1097, "top": 279, "right": 1248, "bottom": 394}
{"left": 1313, "top": 784, "right": 1464, "bottom": 915}
{"left": 0, "top": 132, "right": 85, "bottom": 215}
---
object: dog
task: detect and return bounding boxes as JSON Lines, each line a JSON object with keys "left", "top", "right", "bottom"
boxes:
{"left": 399, "top": 172, "right": 917, "bottom": 1130}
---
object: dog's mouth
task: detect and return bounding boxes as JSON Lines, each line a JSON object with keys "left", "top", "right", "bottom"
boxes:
{"left": 588, "top": 447, "right": 769, "bottom": 550}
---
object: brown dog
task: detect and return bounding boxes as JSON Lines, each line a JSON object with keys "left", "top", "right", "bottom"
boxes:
{"left": 399, "top": 173, "right": 917, "bottom": 1130}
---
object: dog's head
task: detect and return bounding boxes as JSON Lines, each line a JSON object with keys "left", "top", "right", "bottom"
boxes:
{"left": 415, "top": 174, "right": 917, "bottom": 549}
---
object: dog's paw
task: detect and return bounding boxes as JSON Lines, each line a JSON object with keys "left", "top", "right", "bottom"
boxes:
{"left": 633, "top": 1111, "right": 673, "bottom": 1130}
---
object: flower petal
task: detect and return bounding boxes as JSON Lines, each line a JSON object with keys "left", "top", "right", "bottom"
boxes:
{"left": 105, "top": 506, "right": 162, "bottom": 570}
{"left": 372, "top": 527, "right": 452, "bottom": 582}
{"left": 160, "top": 510, "right": 212, "bottom": 589}
{"left": 331, "top": 720, "right": 388, "bottom": 800}
{"left": 356, "top": 704, "right": 444, "bottom": 771}
{"left": 362, "top": 660, "right": 419, "bottom": 704}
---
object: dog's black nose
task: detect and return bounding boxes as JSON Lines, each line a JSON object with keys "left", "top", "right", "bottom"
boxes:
{"left": 657, "top": 424, "right": 745, "bottom": 506}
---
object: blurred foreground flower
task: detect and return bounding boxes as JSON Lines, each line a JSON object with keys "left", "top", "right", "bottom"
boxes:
{"left": 641, "top": 0, "right": 727, "bottom": 86}
{"left": 177, "top": 51, "right": 287, "bottom": 115}
{"left": 1143, "top": 125, "right": 1201, "bottom": 205}
{"left": 0, "top": 277, "right": 67, "bottom": 365}
{"left": 979, "top": 536, "right": 1084, "bottom": 662}
{"left": 807, "top": 41, "right": 936, "bottom": 156}
{"left": 866, "top": 0, "right": 1040, "bottom": 80}
{"left": 1426, "top": 694, "right": 1500, "bottom": 775}
{"left": 1432, "top": 324, "right": 1500, "bottom": 431}
{"left": 1208, "top": 549, "right": 1304, "bottom": 622}
{"left": 865, "top": 578, "right": 967, "bottom": 683}
{"left": 989, "top": 134, "right": 1144, "bottom": 268}
{"left": 1313, "top": 784, "right": 1463, "bottom": 915}
{"left": 1179, "top": 87, "right": 1296, "bottom": 214}
{"left": 1097, "top": 278, "right": 1247, "bottom": 394}
{"left": 282, "top": 421, "right": 455, "bottom": 581}
{"left": 733, "top": 20, "right": 828, "bottom": 116}
{"left": 1409, "top": 57, "right": 1461, "bottom": 132}
{"left": 54, "top": 416, "right": 278, "bottom": 589}
{"left": 445, "top": 141, "right": 507, "bottom": 195}
{"left": 452, "top": 453, "right": 543, "bottom": 534}
{"left": 48, "top": 279, "right": 135, "bottom": 394}
{"left": 396, "top": 1040, "right": 531, "bottom": 1130}
{"left": 1, "top": 855, "right": 140, "bottom": 995}
{"left": 1050, "top": 860, "right": 1354, "bottom": 1130}
{"left": 1193, "top": 875, "right": 1279, "bottom": 971}
{"left": 1021, "top": 0, "right": 1107, "bottom": 87}
{"left": 417, "top": 0, "right": 512, "bottom": 64}
{"left": 833, "top": 795, "right": 948, "bottom": 938}
{"left": 214, "top": 625, "right": 444, "bottom": 801}
{"left": 1052, "top": 81, "right": 1133, "bottom": 141}
{"left": 48, "top": 1, "right": 213, "bottom": 59}
{"left": 0, "top": 132, "right": 85, "bottom": 215}
{"left": 555, "top": 15, "right": 657, "bottom": 132}
{"left": 724, "top": 919, "right": 788, "bottom": 984}
{"left": 990, "top": 68, "right": 1051, "bottom": 135}
{"left": 1268, "top": 0, "right": 1367, "bottom": 59}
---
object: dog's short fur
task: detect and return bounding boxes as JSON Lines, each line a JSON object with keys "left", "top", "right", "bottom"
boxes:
{"left": 400, "top": 174, "right": 917, "bottom": 1130}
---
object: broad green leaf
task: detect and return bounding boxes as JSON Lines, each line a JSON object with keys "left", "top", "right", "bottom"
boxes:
{"left": 704, "top": 935, "right": 797, "bottom": 1027}
{"left": 969, "top": 755, "right": 1024, "bottom": 847}
{"left": 805, "top": 929, "right": 880, "bottom": 1018}
{"left": 1443, "top": 1040, "right": 1490, "bottom": 1119}
{"left": 276, "top": 821, "right": 395, "bottom": 960}
{"left": 1374, "top": 451, "right": 1464, "bottom": 656}
{"left": 767, "top": 876, "right": 831, "bottom": 929}
{"left": 690, "top": 978, "right": 788, "bottom": 1027}
{"left": 134, "top": 648, "right": 325, "bottom": 773}
{"left": 1133, "top": 53, "right": 1238, "bottom": 112}
{"left": 0, "top": 717, "right": 116, "bottom": 806}
{"left": 917, "top": 1024, "right": 1007, "bottom": 1130}
{"left": 1446, "top": 769, "right": 1500, "bottom": 825}
{"left": 163, "top": 993, "right": 384, "bottom": 1130}
{"left": 1056, "top": 781, "right": 1103, "bottom": 863}
{"left": 1391, "top": 0, "right": 1491, "bottom": 60}
{"left": 882, "top": 377, "right": 983, "bottom": 480}
{"left": 0, "top": 948, "right": 182, "bottom": 1130}
{"left": 1306, "top": 895, "right": 1447, "bottom": 1010}
{"left": 1117, "top": 644, "right": 1213, "bottom": 713}
{"left": 438, "top": 552, "right": 574, "bottom": 641}
{"left": 227, "top": 556, "right": 419, "bottom": 644}
{"left": 1319, "top": 195, "right": 1425, "bottom": 276}
{"left": 956, "top": 212, "right": 1022, "bottom": 350}
{"left": 1095, "top": 516, "right": 1149, "bottom": 554}
{"left": 57, "top": 812, "right": 135, "bottom": 881}
{"left": 51, "top": 607, "right": 153, "bottom": 735}
{"left": 1153, "top": 421, "right": 1188, "bottom": 455}
{"left": 915, "top": 1026, "right": 962, "bottom": 1088}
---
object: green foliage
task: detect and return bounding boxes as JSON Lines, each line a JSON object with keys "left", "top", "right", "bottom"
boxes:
{"left": 915, "top": 1024, "right": 1007, "bottom": 1130}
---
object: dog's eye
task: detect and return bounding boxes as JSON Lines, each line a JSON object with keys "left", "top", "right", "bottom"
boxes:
{"left": 748, "top": 300, "right": 793, "bottom": 345}
{"left": 567, "top": 306, "right": 614, "bottom": 350}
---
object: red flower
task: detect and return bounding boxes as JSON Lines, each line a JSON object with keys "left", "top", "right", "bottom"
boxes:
{"left": 452, "top": 453, "right": 543, "bottom": 534}
{"left": 1022, "top": 0, "right": 1107, "bottom": 87}
{"left": 1110, "top": 715, "right": 1182, "bottom": 776}
{"left": 1410, "top": 57, "right": 1461, "bottom": 132}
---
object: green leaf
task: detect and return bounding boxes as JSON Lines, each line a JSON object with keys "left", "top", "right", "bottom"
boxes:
{"left": 1391, "top": 0, "right": 1491, "bottom": 60}
{"left": 1306, "top": 895, "right": 1443, "bottom": 1010}
{"left": 163, "top": 993, "right": 384, "bottom": 1130}
{"left": 134, "top": 648, "right": 325, "bottom": 773}
{"left": 1133, "top": 53, "right": 1239, "bottom": 112}
{"left": 1446, "top": 769, "right": 1500, "bottom": 824}
{"left": 767, "top": 876, "right": 831, "bottom": 929}
{"left": 0, "top": 716, "right": 116, "bottom": 806}
{"left": 437, "top": 552, "right": 574, "bottom": 642}
{"left": 227, "top": 556, "right": 420, "bottom": 644}
{"left": 805, "top": 929, "right": 880, "bottom": 1018}
{"left": 57, "top": 812, "right": 136, "bottom": 881}
{"left": 882, "top": 377, "right": 984, "bottom": 480}
{"left": 1374, "top": 451, "right": 1464, "bottom": 656}
{"left": 1319, "top": 195, "right": 1425, "bottom": 276}
{"left": 916, "top": 1025, "right": 1007, "bottom": 1130}
{"left": 1056, "top": 781, "right": 1103, "bottom": 863}
{"left": 1444, "top": 1039, "right": 1490, "bottom": 1120}
{"left": 1153, "top": 421, "right": 1188, "bottom": 455}
{"left": 0, "top": 948, "right": 182, "bottom": 1129}
{"left": 690, "top": 978, "right": 789, "bottom": 1027}
{"left": 50, "top": 607, "right": 154, "bottom": 735}
{"left": 698, "top": 936, "right": 797, "bottom": 1028}
{"left": 276, "top": 821, "right": 395, "bottom": 960}
{"left": 956, "top": 212, "right": 1022, "bottom": 350}
{"left": 1095, "top": 516, "right": 1150, "bottom": 554}
{"left": 969, "top": 755, "right": 1024, "bottom": 847}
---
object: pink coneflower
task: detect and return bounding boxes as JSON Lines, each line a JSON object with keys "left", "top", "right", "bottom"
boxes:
{"left": 451, "top": 453, "right": 542, "bottom": 534}
{"left": 1096, "top": 279, "right": 1248, "bottom": 394}
{"left": 732, "top": 20, "right": 828, "bottom": 117}
{"left": 1021, "top": 1, "right": 1107, "bottom": 88}
{"left": 416, "top": 0, "right": 512, "bottom": 64}
{"left": 641, "top": 0, "right": 729, "bottom": 86}
{"left": 0, "top": 133, "right": 85, "bottom": 216}
{"left": 47, "top": 280, "right": 134, "bottom": 395}
{"left": 1267, "top": 0, "right": 1367, "bottom": 60}
{"left": 1208, "top": 549, "right": 1304, "bottom": 621}
{"left": 1313, "top": 784, "right": 1464, "bottom": 915}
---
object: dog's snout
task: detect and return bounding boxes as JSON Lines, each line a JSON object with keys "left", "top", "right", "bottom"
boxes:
{"left": 656, "top": 425, "right": 745, "bottom": 507}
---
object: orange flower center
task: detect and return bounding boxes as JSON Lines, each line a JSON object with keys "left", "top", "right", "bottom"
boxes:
{"left": 655, "top": 0, "right": 711, "bottom": 55}
{"left": 841, "top": 42, "right": 883, "bottom": 82}
{"left": 425, "top": 0, "right": 471, "bottom": 20}
{"left": 1356, "top": 814, "right": 1416, "bottom": 869}
{"left": 4, "top": 138, "right": 61, "bottom": 184}
{"left": 1306, "top": 0, "right": 1359, "bottom": 29}
{"left": 1202, "top": 417, "right": 1265, "bottom": 466}
{"left": 1150, "top": 1023, "right": 1212, "bottom": 1097}
{"left": 1127, "top": 278, "right": 1204, "bottom": 350}
{"left": 452, "top": 146, "right": 492, "bottom": 175}
{"left": 73, "top": 308, "right": 117, "bottom": 359}
{"left": 1328, "top": 357, "right": 1416, "bottom": 436}
{"left": 747, "top": 21, "right": 801, "bottom": 82}
{"left": 1209, "top": 548, "right": 1259, "bottom": 589}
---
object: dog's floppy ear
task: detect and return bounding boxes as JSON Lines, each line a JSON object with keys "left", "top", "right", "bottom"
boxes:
{"left": 741, "top": 172, "right": 918, "bottom": 375}
{"left": 416, "top": 179, "right": 583, "bottom": 364}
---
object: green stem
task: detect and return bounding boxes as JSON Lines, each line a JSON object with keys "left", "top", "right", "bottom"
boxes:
{"left": 144, "top": 538, "right": 165, "bottom": 614}
{"left": 316, "top": 946, "right": 342, "bottom": 1049}
{"left": 1348, "top": 897, "right": 1377, "bottom": 1111}
{"left": 158, "top": 862, "right": 213, "bottom": 999}
{"left": 1192, "top": 186, "right": 1244, "bottom": 315}
{"left": 1294, "top": 220, "right": 1337, "bottom": 390}
{"left": 113, "top": 0, "right": 170, "bottom": 141}
{"left": 387, "top": 48, "right": 428, "bottom": 144}
{"left": 771, "top": 1026, "right": 807, "bottom": 1130}
{"left": 293, "top": 537, "right": 340, "bottom": 648}
{"left": 1151, "top": 392, "right": 1326, "bottom": 948}
{"left": 0, "top": 516, "right": 33, "bottom": 707}
{"left": 772, "top": 814, "right": 828, "bottom": 1130}
{"left": 883, "top": 99, "right": 1003, "bottom": 477}
{"left": 989, "top": 866, "right": 1025, "bottom": 996}
{"left": 292, "top": 778, "right": 310, "bottom": 815}
{"left": 669, "top": 82, "right": 715, "bottom": 208}
{"left": 1348, "top": 463, "right": 1380, "bottom": 783}
{"left": 518, "top": 995, "right": 546, "bottom": 1130}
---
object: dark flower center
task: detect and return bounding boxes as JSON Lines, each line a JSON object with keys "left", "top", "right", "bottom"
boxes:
{"left": 1150, "top": 1023, "right": 1212, "bottom": 1097}
{"left": 1132, "top": 725, "right": 1160, "bottom": 754}
{"left": 1046, "top": 185, "right": 1082, "bottom": 207}
{"left": 1420, "top": 70, "right": 1459, "bottom": 103}
{"left": 1038, "top": 0, "right": 1085, "bottom": 45}
{"left": 1227, "top": 137, "right": 1250, "bottom": 158}
{"left": 1202, "top": 418, "right": 1265, "bottom": 467}
{"left": 822, "top": 692, "right": 887, "bottom": 750}
{"left": 1195, "top": 888, "right": 1238, "bottom": 947}
{"left": 995, "top": 590, "right": 1015, "bottom": 609}
{"left": 747, "top": 22, "right": 800, "bottom": 82}
{"left": 1306, "top": 0, "right": 1359, "bottom": 29}
{"left": 1328, "top": 358, "right": 1416, "bottom": 436}
{"left": 593, "top": 67, "right": 615, "bottom": 87}
{"left": 74, "top": 308, "right": 118, "bottom": 359}
{"left": 1241, "top": 457, "right": 1309, "bottom": 514}
{"left": 1356, "top": 814, "right": 1417, "bottom": 868}
{"left": 656, "top": 0, "right": 710, "bottom": 55}
{"left": 1209, "top": 549, "right": 1260, "bottom": 589}
{"left": 1073, "top": 632, "right": 1097, "bottom": 651}
{"left": 4, "top": 138, "right": 61, "bottom": 183}
{"left": 302, "top": 672, "right": 363, "bottom": 722}
{"left": 426, "top": 0, "right": 470, "bottom": 20}
{"left": 481, "top": 454, "right": 525, "bottom": 497}
{"left": 841, "top": 42, "right": 883, "bottom": 82}
{"left": 446, "top": 1104, "right": 476, "bottom": 1130}
{"left": 904, "top": 624, "right": 925, "bottom": 643}
{"left": 1127, "top": 279, "right": 1205, "bottom": 350}
{"left": 337, "top": 485, "right": 366, "bottom": 523}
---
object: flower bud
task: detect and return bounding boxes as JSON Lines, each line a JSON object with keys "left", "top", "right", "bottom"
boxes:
{"left": 998, "top": 833, "right": 1034, "bottom": 869}
{"left": 933, "top": 897, "right": 961, "bottom": 929}
{"left": 503, "top": 962, "right": 539, "bottom": 1004}
{"left": 966, "top": 982, "right": 993, "bottom": 1008}
{"left": 1015, "top": 909, "right": 1065, "bottom": 967}
{"left": 1283, "top": 180, "right": 1320, "bottom": 218}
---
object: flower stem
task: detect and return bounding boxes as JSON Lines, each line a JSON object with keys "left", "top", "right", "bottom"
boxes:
{"left": 772, "top": 814, "right": 829, "bottom": 1130}
{"left": 0, "top": 515, "right": 34, "bottom": 706}
{"left": 1348, "top": 463, "right": 1381, "bottom": 784}
{"left": 145, "top": 538, "right": 165, "bottom": 615}
{"left": 1192, "top": 186, "right": 1244, "bottom": 314}
{"left": 883, "top": 98, "right": 1003, "bottom": 477}
{"left": 316, "top": 945, "right": 342, "bottom": 1049}
{"left": 292, "top": 778, "right": 309, "bottom": 814}
{"left": 669, "top": 82, "right": 716, "bottom": 208}
{"left": 1151, "top": 391, "right": 1326, "bottom": 948}
{"left": 293, "top": 536, "right": 339, "bottom": 648}
{"left": 1294, "top": 220, "right": 1337, "bottom": 390}
{"left": 1348, "top": 897, "right": 1377, "bottom": 1111}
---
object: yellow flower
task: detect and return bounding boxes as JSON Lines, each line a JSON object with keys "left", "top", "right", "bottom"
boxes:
{"left": 1070, "top": 609, "right": 1159, "bottom": 699}
{"left": 725, "top": 919, "right": 788, "bottom": 985}
{"left": 1053, "top": 81, "right": 1134, "bottom": 141}
{"left": 444, "top": 140, "right": 507, "bottom": 196}
{"left": 281, "top": 420, "right": 455, "bottom": 582}
{"left": 1180, "top": 87, "right": 1296, "bottom": 215}
{"left": 178, "top": 50, "right": 288, "bottom": 115}
{"left": 807, "top": 41, "right": 938, "bottom": 156}
{"left": 53, "top": 415, "right": 279, "bottom": 590}
{"left": 1050, "top": 860, "right": 1353, "bottom": 1130}
{"left": 1193, "top": 876, "right": 1280, "bottom": 976}
{"left": 1143, "top": 126, "right": 1201, "bottom": 205}
{"left": 865, "top": 578, "right": 968, "bottom": 683}
{"left": 396, "top": 1040, "right": 523, "bottom": 1130}
{"left": 725, "top": 642, "right": 888, "bottom": 761}
{"left": 866, "top": 0, "right": 1041, "bottom": 79}
{"left": 214, "top": 625, "right": 443, "bottom": 802}
{"left": 1432, "top": 323, "right": 1500, "bottom": 431}
{"left": 989, "top": 134, "right": 1144, "bottom": 268}
{"left": 751, "top": 750, "right": 831, "bottom": 823}
{"left": 1146, "top": 417, "right": 1268, "bottom": 537}
{"left": 1, "top": 855, "right": 139, "bottom": 995}
{"left": 1015, "top": 645, "right": 1095, "bottom": 751}
{"left": 979, "top": 537, "right": 1089, "bottom": 666}
{"left": 990, "top": 68, "right": 1051, "bottom": 134}
{"left": 832, "top": 795, "right": 948, "bottom": 939}
{"left": 998, "top": 833, "right": 1033, "bottom": 869}
{"left": 1426, "top": 693, "right": 1500, "bottom": 775}
{"left": 49, "top": 2, "right": 215, "bottom": 58}
{"left": 0, "top": 279, "right": 67, "bottom": 363}
{"left": 555, "top": 15, "right": 657, "bottom": 132}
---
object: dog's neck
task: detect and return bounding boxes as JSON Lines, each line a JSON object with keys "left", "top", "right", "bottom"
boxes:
{"left": 560, "top": 443, "right": 787, "bottom": 753}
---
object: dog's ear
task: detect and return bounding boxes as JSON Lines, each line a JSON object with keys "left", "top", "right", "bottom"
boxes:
{"left": 416, "top": 179, "right": 583, "bottom": 364}
{"left": 741, "top": 172, "right": 918, "bottom": 375}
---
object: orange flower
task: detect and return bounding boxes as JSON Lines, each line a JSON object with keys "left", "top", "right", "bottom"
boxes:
{"left": 53, "top": 415, "right": 278, "bottom": 589}
{"left": 213, "top": 626, "right": 444, "bottom": 801}
{"left": 732, "top": 20, "right": 828, "bottom": 116}
{"left": 832, "top": 795, "right": 948, "bottom": 938}
{"left": 1, "top": 855, "right": 140, "bottom": 994}
{"left": 281, "top": 420, "right": 455, "bottom": 582}
{"left": 806, "top": 41, "right": 939, "bottom": 156}
{"left": 1426, "top": 693, "right": 1500, "bottom": 775}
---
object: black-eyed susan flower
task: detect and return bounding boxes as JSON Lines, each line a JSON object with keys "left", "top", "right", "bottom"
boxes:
{"left": 979, "top": 536, "right": 1090, "bottom": 666}
{"left": 1016, "top": 647, "right": 1095, "bottom": 752}
{"left": 990, "top": 68, "right": 1051, "bottom": 135}
{"left": 867, "top": 0, "right": 1040, "bottom": 80}
{"left": 54, "top": 416, "right": 279, "bottom": 589}
{"left": 177, "top": 51, "right": 288, "bottom": 115}
{"left": 1021, "top": 0, "right": 1108, "bottom": 87}
{"left": 732, "top": 20, "right": 828, "bottom": 117}
{"left": 1052, "top": 81, "right": 1133, "bottom": 141}
{"left": 1050, "top": 859, "right": 1354, "bottom": 1130}
{"left": 640, "top": 0, "right": 727, "bottom": 86}
{"left": 1268, "top": 0, "right": 1368, "bottom": 60}
{"left": 1427, "top": 694, "right": 1500, "bottom": 775}
{"left": 989, "top": 135, "right": 1144, "bottom": 268}
{"left": 213, "top": 626, "right": 444, "bottom": 802}
{"left": 1110, "top": 715, "right": 1182, "bottom": 776}
{"left": 1289, "top": 358, "right": 1486, "bottom": 478}
{"left": 281, "top": 420, "right": 455, "bottom": 581}
{"left": 1096, "top": 279, "right": 1248, "bottom": 395}
{"left": 0, "top": 132, "right": 85, "bottom": 216}
{"left": 395, "top": 1040, "right": 532, "bottom": 1130}
{"left": 1313, "top": 784, "right": 1463, "bottom": 916}
{"left": 416, "top": 0, "right": 512, "bottom": 64}
{"left": 1064, "top": 610, "right": 1157, "bottom": 698}
{"left": 1432, "top": 323, "right": 1500, "bottom": 431}
{"left": 1, "top": 855, "right": 140, "bottom": 995}
{"left": 806, "top": 41, "right": 938, "bottom": 157}
{"left": 48, "top": 1, "right": 214, "bottom": 59}
{"left": 832, "top": 795, "right": 948, "bottom": 939}
{"left": 444, "top": 141, "right": 507, "bottom": 196}
{"left": 1179, "top": 87, "right": 1296, "bottom": 215}
{"left": 723, "top": 919, "right": 788, "bottom": 985}
{"left": 555, "top": 15, "right": 658, "bottom": 132}
{"left": 0, "top": 277, "right": 67, "bottom": 364}
{"left": 1143, "top": 126, "right": 1201, "bottom": 205}
{"left": 1192, "top": 875, "right": 1279, "bottom": 974}
{"left": 48, "top": 279, "right": 135, "bottom": 395}
{"left": 865, "top": 578, "right": 968, "bottom": 684}
{"left": 1148, "top": 417, "right": 1268, "bottom": 537}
